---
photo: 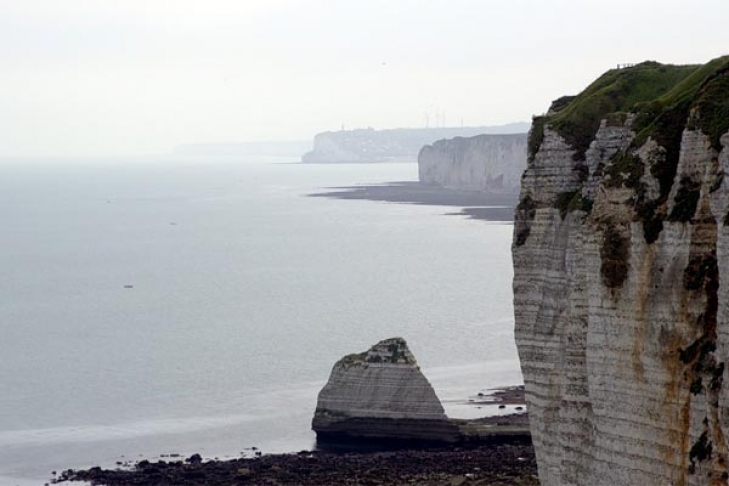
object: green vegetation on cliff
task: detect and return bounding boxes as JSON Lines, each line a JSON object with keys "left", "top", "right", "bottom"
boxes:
{"left": 532, "top": 56, "right": 729, "bottom": 162}
{"left": 527, "top": 56, "right": 729, "bottom": 244}
{"left": 546, "top": 61, "right": 697, "bottom": 161}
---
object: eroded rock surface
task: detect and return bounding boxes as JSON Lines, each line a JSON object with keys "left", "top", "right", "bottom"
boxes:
{"left": 418, "top": 133, "right": 527, "bottom": 192}
{"left": 513, "top": 57, "right": 729, "bottom": 485}
{"left": 312, "top": 337, "right": 460, "bottom": 443}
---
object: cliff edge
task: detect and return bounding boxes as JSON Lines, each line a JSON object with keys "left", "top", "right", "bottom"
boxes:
{"left": 418, "top": 133, "right": 527, "bottom": 192}
{"left": 513, "top": 57, "right": 729, "bottom": 485}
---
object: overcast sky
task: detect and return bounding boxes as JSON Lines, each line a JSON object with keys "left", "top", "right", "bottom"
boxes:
{"left": 1, "top": 0, "right": 727, "bottom": 157}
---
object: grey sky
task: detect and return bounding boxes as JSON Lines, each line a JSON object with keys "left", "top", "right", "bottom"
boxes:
{"left": 1, "top": 0, "right": 727, "bottom": 157}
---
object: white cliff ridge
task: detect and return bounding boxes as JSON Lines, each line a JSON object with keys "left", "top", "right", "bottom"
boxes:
{"left": 513, "top": 58, "right": 729, "bottom": 485}
{"left": 418, "top": 133, "right": 527, "bottom": 192}
{"left": 312, "top": 337, "right": 460, "bottom": 443}
{"left": 302, "top": 124, "right": 529, "bottom": 164}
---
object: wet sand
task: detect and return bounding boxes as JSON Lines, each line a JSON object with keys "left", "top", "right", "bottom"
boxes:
{"left": 308, "top": 182, "right": 518, "bottom": 222}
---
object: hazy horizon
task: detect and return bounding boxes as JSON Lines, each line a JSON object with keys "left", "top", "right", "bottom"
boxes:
{"left": 2, "top": 0, "right": 727, "bottom": 158}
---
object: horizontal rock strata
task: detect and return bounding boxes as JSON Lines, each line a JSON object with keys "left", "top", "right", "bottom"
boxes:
{"left": 513, "top": 57, "right": 729, "bottom": 485}
{"left": 312, "top": 338, "right": 461, "bottom": 443}
{"left": 418, "top": 133, "right": 527, "bottom": 192}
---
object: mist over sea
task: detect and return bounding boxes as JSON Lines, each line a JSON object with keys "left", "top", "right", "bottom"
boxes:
{"left": 0, "top": 158, "right": 520, "bottom": 484}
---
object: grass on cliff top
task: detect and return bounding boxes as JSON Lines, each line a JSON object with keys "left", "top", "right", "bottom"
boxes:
{"left": 545, "top": 56, "right": 729, "bottom": 160}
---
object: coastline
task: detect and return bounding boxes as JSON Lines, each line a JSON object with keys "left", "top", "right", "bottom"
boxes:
{"left": 2, "top": 164, "right": 524, "bottom": 485}
{"left": 53, "top": 387, "right": 532, "bottom": 485}
{"left": 308, "top": 181, "right": 518, "bottom": 222}
{"left": 55, "top": 442, "right": 537, "bottom": 486}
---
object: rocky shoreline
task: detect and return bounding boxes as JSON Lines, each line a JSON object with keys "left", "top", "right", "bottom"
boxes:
{"left": 51, "top": 386, "right": 532, "bottom": 486}
{"left": 53, "top": 441, "right": 537, "bottom": 486}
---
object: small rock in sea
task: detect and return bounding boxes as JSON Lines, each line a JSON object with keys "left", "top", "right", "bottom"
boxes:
{"left": 186, "top": 453, "right": 202, "bottom": 464}
{"left": 255, "top": 451, "right": 262, "bottom": 457}
{"left": 251, "top": 446, "right": 258, "bottom": 450}
{"left": 499, "top": 405, "right": 506, "bottom": 409}
{"left": 477, "top": 392, "right": 484, "bottom": 397}
{"left": 170, "top": 453, "right": 180, "bottom": 458}
{"left": 123, "top": 284, "right": 134, "bottom": 289}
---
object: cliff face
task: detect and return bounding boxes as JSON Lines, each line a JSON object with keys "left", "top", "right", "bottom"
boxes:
{"left": 513, "top": 57, "right": 729, "bottom": 485}
{"left": 418, "top": 133, "right": 527, "bottom": 192}
{"left": 312, "top": 337, "right": 460, "bottom": 443}
{"left": 301, "top": 123, "right": 529, "bottom": 163}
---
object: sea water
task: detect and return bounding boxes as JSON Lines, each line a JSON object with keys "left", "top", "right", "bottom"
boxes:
{"left": 0, "top": 157, "right": 521, "bottom": 484}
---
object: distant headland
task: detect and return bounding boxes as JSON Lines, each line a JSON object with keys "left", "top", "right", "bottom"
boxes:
{"left": 302, "top": 123, "right": 529, "bottom": 164}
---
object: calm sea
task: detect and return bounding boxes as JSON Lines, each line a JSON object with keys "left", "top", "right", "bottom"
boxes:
{"left": 0, "top": 157, "right": 521, "bottom": 485}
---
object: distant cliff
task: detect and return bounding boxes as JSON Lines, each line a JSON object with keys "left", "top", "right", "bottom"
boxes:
{"left": 418, "top": 133, "right": 527, "bottom": 192}
{"left": 302, "top": 123, "right": 529, "bottom": 163}
{"left": 513, "top": 57, "right": 729, "bottom": 485}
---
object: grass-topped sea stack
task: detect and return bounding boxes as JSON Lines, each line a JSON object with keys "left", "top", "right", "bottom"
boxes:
{"left": 312, "top": 337, "right": 461, "bottom": 445}
{"left": 513, "top": 56, "right": 729, "bottom": 485}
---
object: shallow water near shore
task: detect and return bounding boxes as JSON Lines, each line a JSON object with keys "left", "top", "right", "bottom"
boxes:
{"left": 0, "top": 157, "right": 520, "bottom": 484}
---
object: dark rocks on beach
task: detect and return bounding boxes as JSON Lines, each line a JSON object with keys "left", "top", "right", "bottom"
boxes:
{"left": 53, "top": 443, "right": 538, "bottom": 486}
{"left": 185, "top": 454, "right": 202, "bottom": 464}
{"left": 475, "top": 386, "right": 525, "bottom": 405}
{"left": 53, "top": 380, "right": 532, "bottom": 486}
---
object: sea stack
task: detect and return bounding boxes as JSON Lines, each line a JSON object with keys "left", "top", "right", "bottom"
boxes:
{"left": 513, "top": 57, "right": 729, "bottom": 485}
{"left": 312, "top": 337, "right": 460, "bottom": 444}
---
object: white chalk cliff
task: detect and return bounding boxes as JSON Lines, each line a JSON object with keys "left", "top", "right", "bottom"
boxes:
{"left": 513, "top": 58, "right": 729, "bottom": 485}
{"left": 302, "top": 124, "right": 529, "bottom": 164}
{"left": 418, "top": 133, "right": 527, "bottom": 192}
{"left": 312, "top": 337, "right": 460, "bottom": 443}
